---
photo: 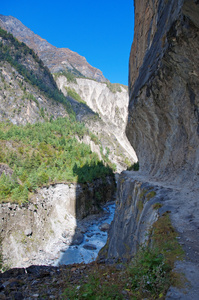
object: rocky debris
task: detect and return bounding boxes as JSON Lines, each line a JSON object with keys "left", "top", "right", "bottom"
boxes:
{"left": 86, "top": 233, "right": 94, "bottom": 238}
{"left": 0, "top": 163, "right": 13, "bottom": 178}
{"left": 0, "top": 261, "right": 128, "bottom": 300}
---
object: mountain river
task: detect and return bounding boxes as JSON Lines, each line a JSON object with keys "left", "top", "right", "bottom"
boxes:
{"left": 55, "top": 202, "right": 115, "bottom": 266}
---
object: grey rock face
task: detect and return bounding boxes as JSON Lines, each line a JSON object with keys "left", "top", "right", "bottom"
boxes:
{"left": 102, "top": 172, "right": 159, "bottom": 259}
{"left": 103, "top": 1, "right": 199, "bottom": 298}
{"left": 127, "top": 0, "right": 199, "bottom": 186}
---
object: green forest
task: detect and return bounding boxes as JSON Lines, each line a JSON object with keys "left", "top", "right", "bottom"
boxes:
{"left": 0, "top": 118, "right": 114, "bottom": 204}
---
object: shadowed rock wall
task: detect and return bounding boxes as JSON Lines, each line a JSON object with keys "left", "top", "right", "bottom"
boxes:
{"left": 127, "top": 0, "right": 199, "bottom": 185}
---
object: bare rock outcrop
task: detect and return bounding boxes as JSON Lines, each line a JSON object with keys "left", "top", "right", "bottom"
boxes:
{"left": 127, "top": 0, "right": 199, "bottom": 186}
{"left": 57, "top": 77, "right": 128, "bottom": 130}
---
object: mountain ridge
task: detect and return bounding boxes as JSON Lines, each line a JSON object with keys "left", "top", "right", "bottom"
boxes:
{"left": 0, "top": 14, "right": 107, "bottom": 82}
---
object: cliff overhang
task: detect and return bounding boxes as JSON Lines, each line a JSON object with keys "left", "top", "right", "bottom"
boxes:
{"left": 127, "top": 0, "right": 199, "bottom": 186}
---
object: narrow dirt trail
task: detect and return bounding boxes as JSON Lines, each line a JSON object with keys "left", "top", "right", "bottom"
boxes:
{"left": 123, "top": 170, "right": 199, "bottom": 299}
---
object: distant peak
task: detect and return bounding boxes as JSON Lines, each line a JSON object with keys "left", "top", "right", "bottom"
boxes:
{"left": 0, "top": 14, "right": 107, "bottom": 83}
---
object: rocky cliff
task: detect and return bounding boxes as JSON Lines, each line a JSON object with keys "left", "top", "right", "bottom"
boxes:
{"left": 104, "top": 1, "right": 199, "bottom": 298}
{"left": 127, "top": 0, "right": 199, "bottom": 185}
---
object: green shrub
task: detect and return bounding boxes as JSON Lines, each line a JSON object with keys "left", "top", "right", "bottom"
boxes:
{"left": 63, "top": 274, "right": 123, "bottom": 300}
{"left": 127, "top": 246, "right": 171, "bottom": 297}
{"left": 106, "top": 82, "right": 123, "bottom": 93}
{"left": 127, "top": 161, "right": 139, "bottom": 171}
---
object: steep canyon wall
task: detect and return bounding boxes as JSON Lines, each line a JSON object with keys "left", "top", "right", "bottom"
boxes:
{"left": 127, "top": 0, "right": 199, "bottom": 185}
{"left": 105, "top": 1, "right": 199, "bottom": 297}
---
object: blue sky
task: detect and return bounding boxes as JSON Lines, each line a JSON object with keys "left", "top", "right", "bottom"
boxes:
{"left": 1, "top": 0, "right": 134, "bottom": 85}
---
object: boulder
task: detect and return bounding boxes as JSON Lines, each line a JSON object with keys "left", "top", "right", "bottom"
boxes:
{"left": 71, "top": 232, "right": 84, "bottom": 246}
{"left": 99, "top": 223, "right": 110, "bottom": 232}
{"left": 83, "top": 243, "right": 97, "bottom": 250}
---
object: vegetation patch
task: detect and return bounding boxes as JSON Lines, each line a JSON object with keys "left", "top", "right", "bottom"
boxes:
{"left": 127, "top": 161, "right": 139, "bottom": 171}
{"left": 150, "top": 213, "right": 184, "bottom": 267}
{"left": 65, "top": 87, "right": 86, "bottom": 104}
{"left": 136, "top": 199, "right": 144, "bottom": 213}
{"left": 153, "top": 203, "right": 163, "bottom": 210}
{"left": 0, "top": 118, "right": 114, "bottom": 204}
{"left": 54, "top": 70, "right": 77, "bottom": 83}
{"left": 54, "top": 67, "right": 85, "bottom": 82}
{"left": 106, "top": 81, "right": 127, "bottom": 93}
{"left": 62, "top": 270, "right": 123, "bottom": 300}
{"left": 139, "top": 188, "right": 147, "bottom": 199}
{"left": 146, "top": 191, "right": 156, "bottom": 201}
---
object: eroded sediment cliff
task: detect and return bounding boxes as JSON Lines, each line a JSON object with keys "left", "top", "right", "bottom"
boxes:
{"left": 0, "top": 176, "right": 115, "bottom": 268}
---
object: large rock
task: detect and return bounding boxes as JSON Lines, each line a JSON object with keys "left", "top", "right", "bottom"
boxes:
{"left": 99, "top": 223, "right": 110, "bottom": 232}
{"left": 83, "top": 243, "right": 97, "bottom": 250}
{"left": 71, "top": 232, "right": 84, "bottom": 245}
{"left": 127, "top": 0, "right": 199, "bottom": 186}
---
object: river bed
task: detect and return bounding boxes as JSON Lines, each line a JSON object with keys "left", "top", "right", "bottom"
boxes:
{"left": 55, "top": 202, "right": 115, "bottom": 266}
